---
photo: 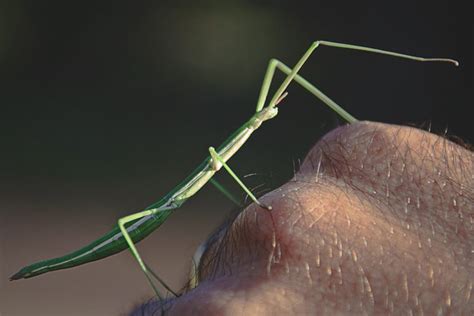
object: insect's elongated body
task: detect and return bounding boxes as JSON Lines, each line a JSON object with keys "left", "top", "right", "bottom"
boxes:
{"left": 11, "top": 40, "right": 458, "bottom": 298}
{"left": 10, "top": 210, "right": 172, "bottom": 279}
{"left": 10, "top": 106, "right": 278, "bottom": 280}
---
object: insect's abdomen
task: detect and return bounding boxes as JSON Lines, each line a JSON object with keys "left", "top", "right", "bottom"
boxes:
{"left": 10, "top": 209, "right": 173, "bottom": 280}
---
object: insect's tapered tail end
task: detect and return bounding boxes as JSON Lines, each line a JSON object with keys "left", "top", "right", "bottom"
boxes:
{"left": 9, "top": 270, "right": 25, "bottom": 281}
{"left": 9, "top": 265, "right": 35, "bottom": 280}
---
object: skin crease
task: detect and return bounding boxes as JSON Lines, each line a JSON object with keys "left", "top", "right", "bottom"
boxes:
{"left": 132, "top": 121, "right": 474, "bottom": 315}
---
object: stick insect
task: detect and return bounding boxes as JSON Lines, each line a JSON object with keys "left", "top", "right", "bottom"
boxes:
{"left": 11, "top": 41, "right": 458, "bottom": 300}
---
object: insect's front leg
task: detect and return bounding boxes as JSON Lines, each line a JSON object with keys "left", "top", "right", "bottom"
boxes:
{"left": 255, "top": 40, "right": 458, "bottom": 123}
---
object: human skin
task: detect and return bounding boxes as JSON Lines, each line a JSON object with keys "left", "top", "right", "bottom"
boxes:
{"left": 133, "top": 121, "right": 474, "bottom": 315}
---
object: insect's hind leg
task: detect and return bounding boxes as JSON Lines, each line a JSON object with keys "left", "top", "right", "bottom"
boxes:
{"left": 255, "top": 40, "right": 458, "bottom": 122}
{"left": 118, "top": 210, "right": 178, "bottom": 300}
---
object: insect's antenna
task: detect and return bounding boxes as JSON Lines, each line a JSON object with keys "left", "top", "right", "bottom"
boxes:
{"left": 275, "top": 91, "right": 289, "bottom": 106}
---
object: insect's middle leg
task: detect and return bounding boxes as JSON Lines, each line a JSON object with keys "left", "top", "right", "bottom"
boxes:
{"left": 209, "top": 147, "right": 271, "bottom": 210}
{"left": 210, "top": 178, "right": 243, "bottom": 207}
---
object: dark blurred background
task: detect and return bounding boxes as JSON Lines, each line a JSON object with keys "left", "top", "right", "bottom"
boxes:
{"left": 0, "top": 0, "right": 471, "bottom": 315}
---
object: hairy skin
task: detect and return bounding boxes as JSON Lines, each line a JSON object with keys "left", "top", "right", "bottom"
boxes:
{"left": 133, "top": 121, "right": 474, "bottom": 315}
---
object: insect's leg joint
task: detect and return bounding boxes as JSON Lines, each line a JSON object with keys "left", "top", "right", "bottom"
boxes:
{"left": 208, "top": 147, "right": 223, "bottom": 171}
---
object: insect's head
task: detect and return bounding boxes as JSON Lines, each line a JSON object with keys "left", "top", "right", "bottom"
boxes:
{"left": 250, "top": 106, "right": 279, "bottom": 130}
{"left": 260, "top": 105, "right": 279, "bottom": 121}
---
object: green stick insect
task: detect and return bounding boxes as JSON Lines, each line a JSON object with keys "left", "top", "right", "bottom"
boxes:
{"left": 11, "top": 41, "right": 458, "bottom": 300}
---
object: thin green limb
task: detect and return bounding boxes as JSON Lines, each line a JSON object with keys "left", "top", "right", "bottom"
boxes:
{"left": 255, "top": 55, "right": 278, "bottom": 111}
{"left": 267, "top": 42, "right": 320, "bottom": 110}
{"left": 145, "top": 263, "right": 178, "bottom": 297}
{"left": 256, "top": 40, "right": 459, "bottom": 122}
{"left": 209, "top": 147, "right": 271, "bottom": 210}
{"left": 270, "top": 59, "right": 357, "bottom": 123}
{"left": 118, "top": 210, "right": 164, "bottom": 300}
{"left": 317, "top": 40, "right": 459, "bottom": 66}
{"left": 210, "top": 178, "right": 243, "bottom": 207}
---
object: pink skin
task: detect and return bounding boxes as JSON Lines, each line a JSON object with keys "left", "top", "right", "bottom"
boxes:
{"left": 145, "top": 121, "right": 474, "bottom": 315}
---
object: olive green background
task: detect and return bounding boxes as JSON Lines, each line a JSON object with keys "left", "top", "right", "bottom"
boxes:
{"left": 0, "top": 0, "right": 472, "bottom": 315}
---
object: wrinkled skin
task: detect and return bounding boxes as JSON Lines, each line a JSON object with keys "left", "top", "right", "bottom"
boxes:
{"left": 135, "top": 121, "right": 474, "bottom": 315}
